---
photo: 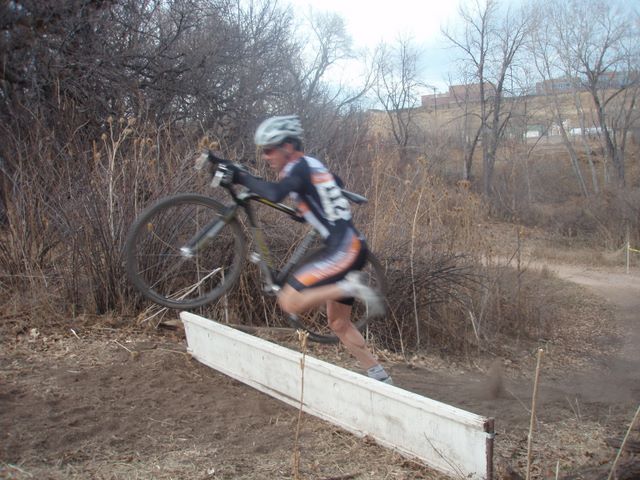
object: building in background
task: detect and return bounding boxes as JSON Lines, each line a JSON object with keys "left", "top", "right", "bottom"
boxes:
{"left": 421, "top": 82, "right": 497, "bottom": 109}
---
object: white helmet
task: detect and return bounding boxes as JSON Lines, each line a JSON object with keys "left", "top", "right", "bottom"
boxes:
{"left": 254, "top": 115, "right": 303, "bottom": 147}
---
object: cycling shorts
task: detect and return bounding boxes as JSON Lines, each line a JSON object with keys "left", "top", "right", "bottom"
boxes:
{"left": 287, "top": 230, "right": 367, "bottom": 305}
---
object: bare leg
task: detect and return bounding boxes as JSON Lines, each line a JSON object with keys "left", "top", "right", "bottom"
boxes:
{"left": 278, "top": 286, "right": 391, "bottom": 382}
{"left": 326, "top": 301, "right": 378, "bottom": 370}
{"left": 277, "top": 284, "right": 348, "bottom": 314}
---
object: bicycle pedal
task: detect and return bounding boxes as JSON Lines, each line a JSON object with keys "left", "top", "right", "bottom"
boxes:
{"left": 249, "top": 252, "right": 261, "bottom": 264}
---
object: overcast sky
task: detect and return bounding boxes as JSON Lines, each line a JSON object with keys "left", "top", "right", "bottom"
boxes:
{"left": 285, "top": 0, "right": 464, "bottom": 94}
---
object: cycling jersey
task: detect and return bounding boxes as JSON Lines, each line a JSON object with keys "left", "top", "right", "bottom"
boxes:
{"left": 237, "top": 155, "right": 359, "bottom": 243}
{"left": 237, "top": 155, "right": 367, "bottom": 296}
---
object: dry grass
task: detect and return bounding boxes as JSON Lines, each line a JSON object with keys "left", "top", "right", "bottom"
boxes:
{"left": 529, "top": 243, "right": 624, "bottom": 267}
{"left": 0, "top": 143, "right": 556, "bottom": 362}
{"left": 2, "top": 113, "right": 635, "bottom": 360}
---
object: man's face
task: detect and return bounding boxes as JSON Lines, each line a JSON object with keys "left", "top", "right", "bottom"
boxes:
{"left": 261, "top": 142, "right": 293, "bottom": 173}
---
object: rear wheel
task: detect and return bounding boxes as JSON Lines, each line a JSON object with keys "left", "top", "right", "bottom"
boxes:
{"left": 286, "top": 251, "right": 387, "bottom": 344}
{"left": 125, "top": 193, "right": 247, "bottom": 309}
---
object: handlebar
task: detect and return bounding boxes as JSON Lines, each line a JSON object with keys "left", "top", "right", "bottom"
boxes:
{"left": 194, "top": 150, "right": 230, "bottom": 170}
{"left": 195, "top": 150, "right": 246, "bottom": 188}
{"left": 194, "top": 149, "right": 367, "bottom": 204}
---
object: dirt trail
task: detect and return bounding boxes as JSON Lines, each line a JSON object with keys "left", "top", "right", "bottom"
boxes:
{"left": 2, "top": 262, "right": 639, "bottom": 479}
{"left": 540, "top": 263, "right": 640, "bottom": 404}
{"left": 390, "top": 262, "right": 640, "bottom": 475}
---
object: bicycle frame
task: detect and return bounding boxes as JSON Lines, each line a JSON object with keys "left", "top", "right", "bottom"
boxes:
{"left": 122, "top": 151, "right": 382, "bottom": 342}
{"left": 181, "top": 180, "right": 319, "bottom": 297}
{"left": 235, "top": 188, "right": 321, "bottom": 295}
{"left": 184, "top": 151, "right": 367, "bottom": 298}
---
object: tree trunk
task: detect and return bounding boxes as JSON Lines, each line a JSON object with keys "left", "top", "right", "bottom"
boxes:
{"left": 592, "top": 92, "right": 625, "bottom": 187}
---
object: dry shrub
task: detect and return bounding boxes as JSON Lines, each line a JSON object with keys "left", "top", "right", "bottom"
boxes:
{"left": 1, "top": 117, "right": 565, "bottom": 358}
{"left": 469, "top": 265, "right": 560, "bottom": 347}
{"left": 128, "top": 140, "right": 553, "bottom": 357}
{"left": 332, "top": 146, "right": 491, "bottom": 354}
{"left": 584, "top": 188, "right": 640, "bottom": 248}
{"left": 321, "top": 145, "right": 571, "bottom": 356}
{"left": 490, "top": 142, "right": 640, "bottom": 251}
{"left": 0, "top": 114, "right": 202, "bottom": 316}
{"left": 524, "top": 188, "right": 640, "bottom": 251}
{"left": 141, "top": 139, "right": 569, "bottom": 355}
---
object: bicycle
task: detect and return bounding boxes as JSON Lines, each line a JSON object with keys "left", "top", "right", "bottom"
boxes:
{"left": 124, "top": 150, "right": 387, "bottom": 343}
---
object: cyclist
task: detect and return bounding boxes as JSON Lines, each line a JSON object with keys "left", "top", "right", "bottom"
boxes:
{"left": 227, "top": 115, "right": 392, "bottom": 385}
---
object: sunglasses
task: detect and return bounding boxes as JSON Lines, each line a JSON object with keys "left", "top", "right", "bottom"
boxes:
{"left": 262, "top": 145, "right": 281, "bottom": 155}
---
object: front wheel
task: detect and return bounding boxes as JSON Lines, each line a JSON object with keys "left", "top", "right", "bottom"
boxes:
{"left": 286, "top": 251, "right": 387, "bottom": 344}
{"left": 125, "top": 193, "right": 247, "bottom": 309}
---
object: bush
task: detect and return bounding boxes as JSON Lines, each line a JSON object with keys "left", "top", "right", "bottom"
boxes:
{"left": 1, "top": 114, "right": 566, "bottom": 358}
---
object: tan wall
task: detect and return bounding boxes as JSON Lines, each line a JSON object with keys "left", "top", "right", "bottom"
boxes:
{"left": 370, "top": 91, "right": 604, "bottom": 140}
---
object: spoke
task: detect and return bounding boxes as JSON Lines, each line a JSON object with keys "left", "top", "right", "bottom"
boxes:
{"left": 163, "top": 267, "right": 223, "bottom": 300}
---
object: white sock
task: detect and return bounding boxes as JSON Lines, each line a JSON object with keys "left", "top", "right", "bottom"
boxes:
{"left": 367, "top": 364, "right": 389, "bottom": 381}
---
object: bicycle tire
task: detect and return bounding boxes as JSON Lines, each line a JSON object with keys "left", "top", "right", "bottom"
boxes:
{"left": 286, "top": 250, "right": 387, "bottom": 344}
{"left": 125, "top": 193, "right": 247, "bottom": 309}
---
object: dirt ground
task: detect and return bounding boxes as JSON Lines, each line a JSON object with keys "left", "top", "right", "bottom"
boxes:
{"left": 1, "top": 261, "right": 639, "bottom": 480}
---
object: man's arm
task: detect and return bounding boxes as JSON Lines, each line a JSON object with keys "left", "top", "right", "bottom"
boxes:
{"left": 236, "top": 171, "right": 303, "bottom": 203}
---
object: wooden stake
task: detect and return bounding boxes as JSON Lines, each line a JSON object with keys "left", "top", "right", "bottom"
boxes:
{"left": 292, "top": 330, "right": 309, "bottom": 480}
{"left": 526, "top": 348, "right": 544, "bottom": 480}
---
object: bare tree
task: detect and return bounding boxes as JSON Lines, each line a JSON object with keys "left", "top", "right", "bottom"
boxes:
{"left": 540, "top": 0, "right": 640, "bottom": 187}
{"left": 528, "top": 10, "right": 591, "bottom": 197}
{"left": 281, "top": 8, "right": 375, "bottom": 155}
{"left": 286, "top": 11, "right": 351, "bottom": 113}
{"left": 0, "top": 0, "right": 379, "bottom": 314}
{"left": 443, "top": 0, "right": 531, "bottom": 196}
{"left": 374, "top": 36, "right": 423, "bottom": 161}
{"left": 447, "top": 72, "right": 484, "bottom": 182}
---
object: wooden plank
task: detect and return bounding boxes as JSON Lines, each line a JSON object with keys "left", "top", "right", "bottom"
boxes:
{"left": 181, "top": 312, "right": 494, "bottom": 479}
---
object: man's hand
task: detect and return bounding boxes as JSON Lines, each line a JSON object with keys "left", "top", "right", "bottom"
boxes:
{"left": 216, "top": 162, "right": 248, "bottom": 186}
{"left": 225, "top": 163, "right": 248, "bottom": 184}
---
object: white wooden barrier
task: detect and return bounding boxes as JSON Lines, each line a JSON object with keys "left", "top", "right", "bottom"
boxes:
{"left": 181, "top": 312, "right": 495, "bottom": 479}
